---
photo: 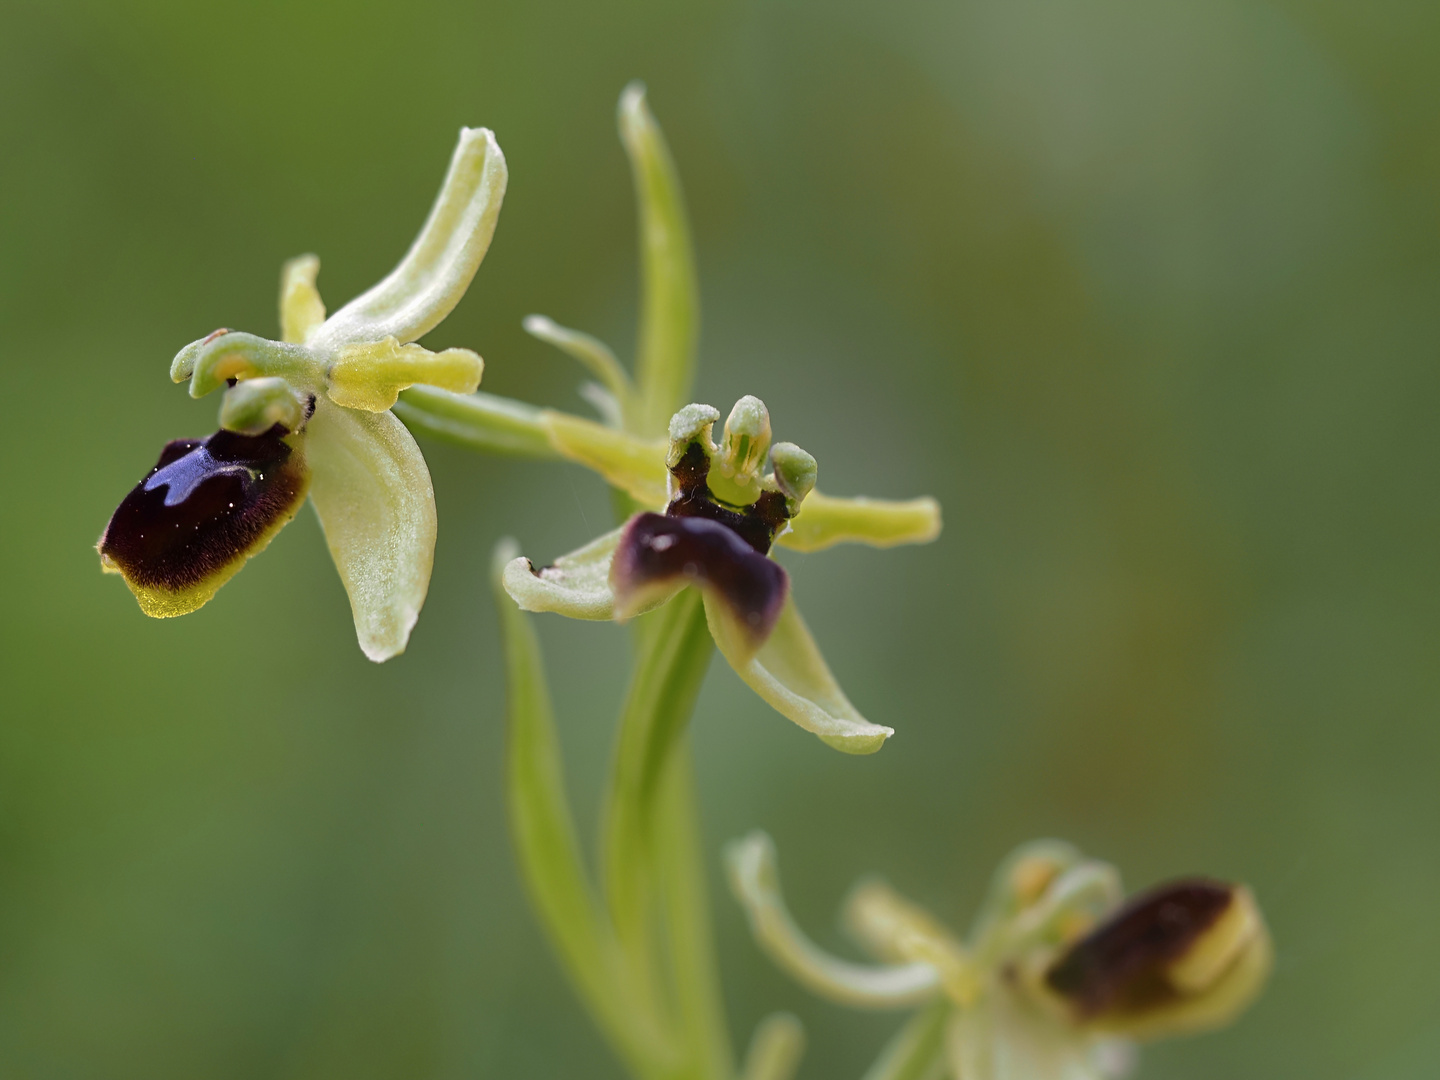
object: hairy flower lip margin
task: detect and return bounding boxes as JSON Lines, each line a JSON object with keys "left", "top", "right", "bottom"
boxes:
{"left": 98, "top": 425, "right": 308, "bottom": 618}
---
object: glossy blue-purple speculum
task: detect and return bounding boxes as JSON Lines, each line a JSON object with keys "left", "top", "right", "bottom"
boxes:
{"left": 98, "top": 425, "right": 308, "bottom": 606}
{"left": 611, "top": 440, "right": 791, "bottom": 646}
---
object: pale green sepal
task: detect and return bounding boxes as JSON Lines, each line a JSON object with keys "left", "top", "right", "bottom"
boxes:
{"left": 311, "top": 127, "right": 508, "bottom": 348}
{"left": 219, "top": 376, "right": 305, "bottom": 434}
{"left": 542, "top": 409, "right": 669, "bottom": 507}
{"left": 524, "top": 314, "right": 634, "bottom": 417}
{"left": 394, "top": 386, "right": 559, "bottom": 458}
{"left": 860, "top": 1000, "right": 950, "bottom": 1080}
{"left": 579, "top": 382, "right": 625, "bottom": 429}
{"left": 491, "top": 540, "right": 672, "bottom": 1078}
{"left": 740, "top": 1013, "right": 805, "bottom": 1080}
{"left": 779, "top": 492, "right": 942, "bottom": 552}
{"left": 306, "top": 400, "right": 435, "bottom": 662}
{"left": 725, "top": 832, "right": 942, "bottom": 1008}
{"left": 707, "top": 595, "right": 894, "bottom": 754}
{"left": 280, "top": 254, "right": 326, "bottom": 344}
{"left": 502, "top": 526, "right": 625, "bottom": 621}
{"left": 620, "top": 83, "right": 698, "bottom": 436}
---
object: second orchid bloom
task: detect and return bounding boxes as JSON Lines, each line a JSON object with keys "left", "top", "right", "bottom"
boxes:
{"left": 502, "top": 394, "right": 939, "bottom": 753}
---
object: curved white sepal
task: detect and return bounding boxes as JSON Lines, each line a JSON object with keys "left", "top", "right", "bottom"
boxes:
{"left": 313, "top": 127, "right": 508, "bottom": 348}
{"left": 307, "top": 400, "right": 436, "bottom": 661}
{"left": 724, "top": 832, "right": 942, "bottom": 1010}
{"left": 706, "top": 595, "right": 894, "bottom": 754}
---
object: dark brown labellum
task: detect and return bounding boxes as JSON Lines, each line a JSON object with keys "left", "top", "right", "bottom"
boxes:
{"left": 98, "top": 425, "right": 308, "bottom": 617}
{"left": 612, "top": 512, "right": 789, "bottom": 646}
{"left": 1044, "top": 879, "right": 1234, "bottom": 1018}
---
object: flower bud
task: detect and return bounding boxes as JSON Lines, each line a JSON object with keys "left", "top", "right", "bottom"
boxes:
{"left": 1042, "top": 878, "right": 1272, "bottom": 1040}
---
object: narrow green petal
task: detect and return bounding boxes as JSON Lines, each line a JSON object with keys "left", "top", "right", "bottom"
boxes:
{"left": 619, "top": 83, "right": 698, "bottom": 436}
{"left": 725, "top": 831, "right": 942, "bottom": 1009}
{"left": 740, "top": 1014, "right": 805, "bottom": 1080}
{"left": 524, "top": 314, "right": 634, "bottom": 414}
{"left": 306, "top": 400, "right": 435, "bottom": 662}
{"left": 501, "top": 526, "right": 626, "bottom": 621}
{"left": 326, "top": 337, "right": 483, "bottom": 411}
{"left": 860, "top": 1000, "right": 951, "bottom": 1080}
{"left": 313, "top": 127, "right": 507, "bottom": 347}
{"left": 279, "top": 254, "right": 326, "bottom": 344}
{"left": 778, "top": 491, "right": 942, "bottom": 552}
{"left": 707, "top": 595, "right": 894, "bottom": 754}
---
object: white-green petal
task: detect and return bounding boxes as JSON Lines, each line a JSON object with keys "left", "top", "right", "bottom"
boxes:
{"left": 312, "top": 127, "right": 508, "bottom": 349}
{"left": 501, "top": 527, "right": 625, "bottom": 621}
{"left": 948, "top": 994, "right": 1115, "bottom": 1080}
{"left": 706, "top": 595, "right": 894, "bottom": 754}
{"left": 307, "top": 400, "right": 436, "bottom": 661}
{"left": 725, "top": 832, "right": 942, "bottom": 1010}
{"left": 501, "top": 525, "right": 687, "bottom": 622}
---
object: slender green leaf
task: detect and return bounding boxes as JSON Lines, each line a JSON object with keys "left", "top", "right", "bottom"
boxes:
{"left": 493, "top": 541, "right": 670, "bottom": 1077}
{"left": 739, "top": 1014, "right": 805, "bottom": 1080}
{"left": 619, "top": 82, "right": 699, "bottom": 436}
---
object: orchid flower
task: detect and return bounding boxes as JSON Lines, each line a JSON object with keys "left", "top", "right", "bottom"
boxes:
{"left": 499, "top": 393, "right": 939, "bottom": 754}
{"left": 99, "top": 127, "right": 507, "bottom": 660}
{"left": 726, "top": 833, "right": 1273, "bottom": 1080}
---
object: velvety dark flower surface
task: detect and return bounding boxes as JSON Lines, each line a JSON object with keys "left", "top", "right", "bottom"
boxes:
{"left": 98, "top": 426, "right": 308, "bottom": 617}
{"left": 1045, "top": 879, "right": 1233, "bottom": 1016}
{"left": 612, "top": 512, "right": 789, "bottom": 649}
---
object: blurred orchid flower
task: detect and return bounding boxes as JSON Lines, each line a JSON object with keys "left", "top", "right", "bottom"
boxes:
{"left": 726, "top": 833, "right": 1273, "bottom": 1080}
{"left": 99, "top": 128, "right": 507, "bottom": 661}
{"left": 500, "top": 394, "right": 939, "bottom": 754}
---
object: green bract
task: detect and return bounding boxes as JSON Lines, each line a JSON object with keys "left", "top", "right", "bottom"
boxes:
{"left": 100, "top": 128, "right": 507, "bottom": 661}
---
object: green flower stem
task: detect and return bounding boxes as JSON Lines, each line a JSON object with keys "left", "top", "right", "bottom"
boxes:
{"left": 602, "top": 589, "right": 718, "bottom": 1074}
{"left": 860, "top": 1000, "right": 951, "bottom": 1080}
{"left": 394, "top": 386, "right": 559, "bottom": 458}
{"left": 655, "top": 743, "right": 734, "bottom": 1080}
{"left": 494, "top": 544, "right": 675, "bottom": 1078}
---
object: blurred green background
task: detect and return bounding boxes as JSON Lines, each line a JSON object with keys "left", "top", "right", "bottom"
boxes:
{"left": 2, "top": 0, "right": 1437, "bottom": 1076}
